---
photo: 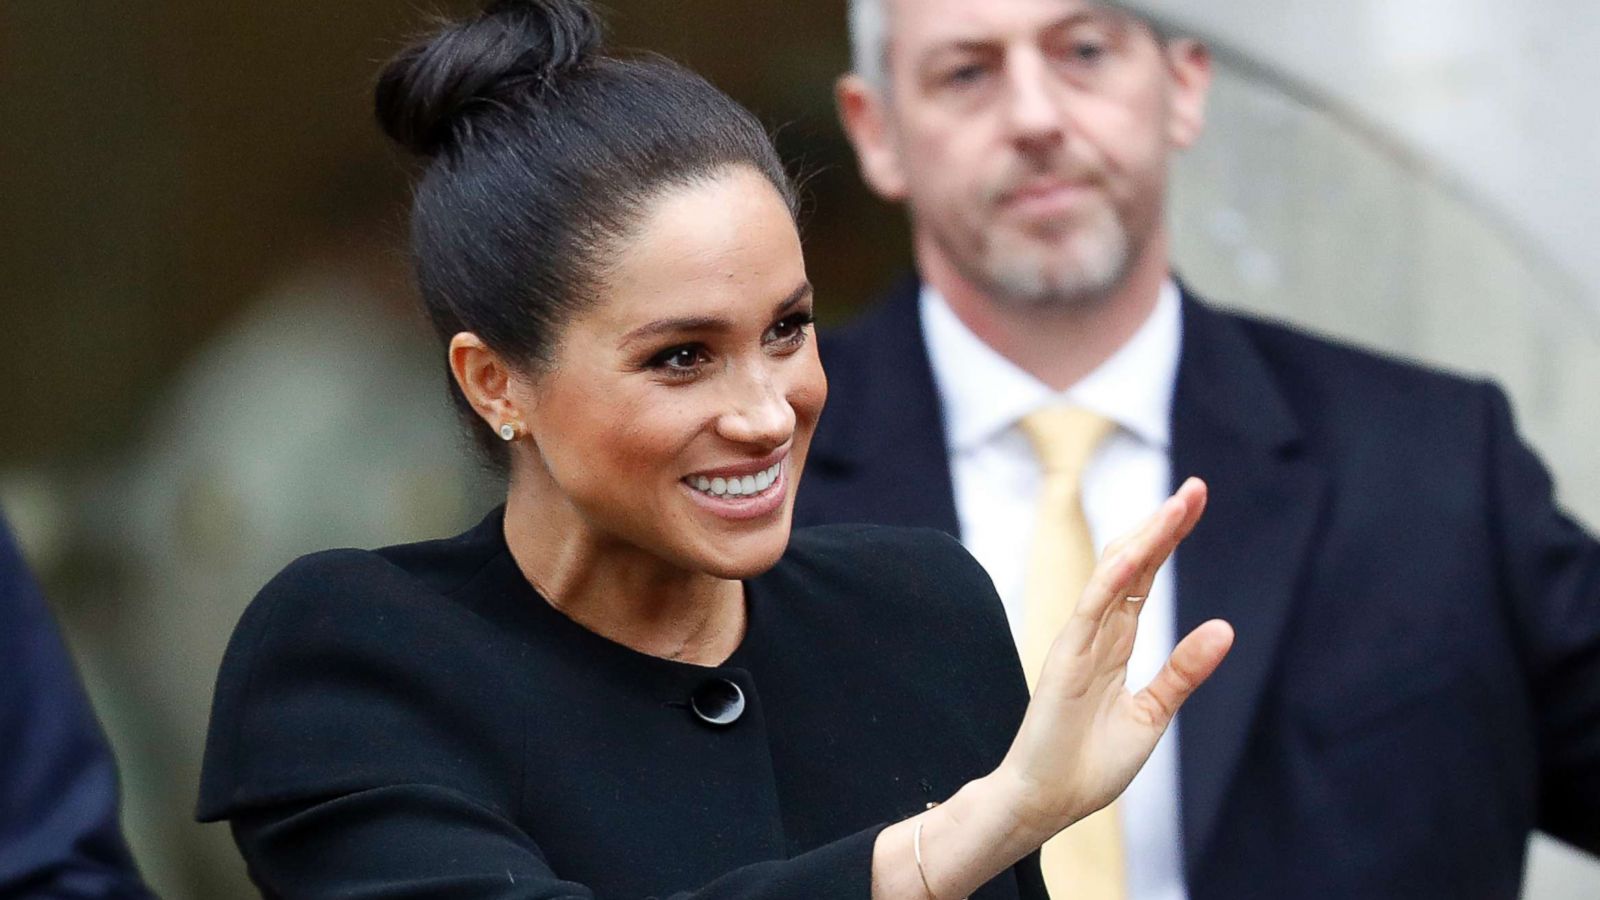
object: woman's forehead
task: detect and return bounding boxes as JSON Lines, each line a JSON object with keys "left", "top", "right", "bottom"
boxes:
{"left": 595, "top": 171, "right": 806, "bottom": 319}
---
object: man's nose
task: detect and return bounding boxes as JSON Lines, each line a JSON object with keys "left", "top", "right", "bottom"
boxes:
{"left": 1002, "top": 49, "right": 1066, "bottom": 152}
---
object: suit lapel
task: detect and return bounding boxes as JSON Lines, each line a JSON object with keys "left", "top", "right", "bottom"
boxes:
{"left": 807, "top": 279, "right": 961, "bottom": 535}
{"left": 1169, "top": 296, "right": 1328, "bottom": 871}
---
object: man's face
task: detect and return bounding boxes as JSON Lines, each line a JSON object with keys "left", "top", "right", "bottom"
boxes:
{"left": 844, "top": 0, "right": 1209, "bottom": 310}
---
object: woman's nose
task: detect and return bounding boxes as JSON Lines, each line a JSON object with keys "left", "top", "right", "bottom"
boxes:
{"left": 716, "top": 368, "right": 795, "bottom": 448}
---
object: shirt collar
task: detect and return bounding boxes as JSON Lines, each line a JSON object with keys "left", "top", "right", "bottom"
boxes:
{"left": 920, "top": 279, "right": 1182, "bottom": 454}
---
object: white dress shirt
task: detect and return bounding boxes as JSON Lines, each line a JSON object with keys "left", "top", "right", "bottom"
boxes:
{"left": 921, "top": 281, "right": 1188, "bottom": 900}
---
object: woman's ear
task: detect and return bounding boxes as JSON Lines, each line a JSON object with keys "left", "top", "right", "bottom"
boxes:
{"left": 448, "top": 332, "right": 529, "bottom": 437}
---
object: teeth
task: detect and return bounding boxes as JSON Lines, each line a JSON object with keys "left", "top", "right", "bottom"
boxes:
{"left": 688, "top": 462, "right": 782, "bottom": 499}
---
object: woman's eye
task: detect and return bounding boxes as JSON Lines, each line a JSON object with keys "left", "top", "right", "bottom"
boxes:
{"left": 765, "top": 313, "right": 815, "bottom": 346}
{"left": 649, "top": 345, "right": 709, "bottom": 374}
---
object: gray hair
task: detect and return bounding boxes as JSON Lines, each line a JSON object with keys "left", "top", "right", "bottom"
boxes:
{"left": 847, "top": 0, "right": 890, "bottom": 91}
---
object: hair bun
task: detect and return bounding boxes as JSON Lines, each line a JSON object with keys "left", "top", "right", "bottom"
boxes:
{"left": 376, "top": 0, "right": 602, "bottom": 158}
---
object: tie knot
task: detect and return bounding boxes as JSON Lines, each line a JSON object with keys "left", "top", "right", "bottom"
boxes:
{"left": 1019, "top": 406, "right": 1115, "bottom": 476}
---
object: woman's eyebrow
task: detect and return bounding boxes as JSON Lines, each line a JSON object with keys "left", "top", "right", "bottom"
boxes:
{"left": 774, "top": 280, "right": 815, "bottom": 314}
{"left": 621, "top": 315, "right": 733, "bottom": 346}
{"left": 619, "top": 281, "right": 813, "bottom": 346}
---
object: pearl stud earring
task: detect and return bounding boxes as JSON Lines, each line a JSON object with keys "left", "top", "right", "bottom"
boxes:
{"left": 498, "top": 423, "right": 517, "bottom": 441}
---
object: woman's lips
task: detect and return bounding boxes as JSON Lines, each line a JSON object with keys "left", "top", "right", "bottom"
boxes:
{"left": 681, "top": 458, "right": 787, "bottom": 521}
{"left": 687, "top": 446, "right": 788, "bottom": 481}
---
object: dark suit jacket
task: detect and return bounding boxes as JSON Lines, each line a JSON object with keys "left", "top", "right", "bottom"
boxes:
{"left": 199, "top": 512, "right": 1047, "bottom": 899}
{"left": 796, "top": 279, "right": 1600, "bottom": 899}
{"left": 0, "top": 519, "right": 149, "bottom": 897}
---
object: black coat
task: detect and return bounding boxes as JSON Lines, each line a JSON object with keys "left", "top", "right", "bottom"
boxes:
{"left": 199, "top": 513, "right": 1048, "bottom": 899}
{"left": 795, "top": 279, "right": 1600, "bottom": 899}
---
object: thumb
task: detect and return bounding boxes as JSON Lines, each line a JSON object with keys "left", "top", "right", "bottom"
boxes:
{"left": 1133, "top": 619, "right": 1233, "bottom": 729}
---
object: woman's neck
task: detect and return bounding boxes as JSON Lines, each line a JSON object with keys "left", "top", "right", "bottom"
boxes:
{"left": 501, "top": 477, "right": 746, "bottom": 667}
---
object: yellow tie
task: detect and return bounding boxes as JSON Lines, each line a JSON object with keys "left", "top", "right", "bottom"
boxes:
{"left": 1018, "top": 407, "right": 1125, "bottom": 900}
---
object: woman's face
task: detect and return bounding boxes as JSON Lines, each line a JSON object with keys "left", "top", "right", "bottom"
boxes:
{"left": 515, "top": 165, "right": 826, "bottom": 579}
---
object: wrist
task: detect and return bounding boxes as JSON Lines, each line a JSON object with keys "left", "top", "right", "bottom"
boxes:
{"left": 945, "top": 770, "right": 1057, "bottom": 865}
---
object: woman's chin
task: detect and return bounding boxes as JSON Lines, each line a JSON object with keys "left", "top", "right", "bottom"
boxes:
{"left": 684, "top": 521, "right": 792, "bottom": 581}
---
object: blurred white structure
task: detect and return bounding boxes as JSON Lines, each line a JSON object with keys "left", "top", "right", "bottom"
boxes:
{"left": 1146, "top": 1, "right": 1600, "bottom": 313}
{"left": 1130, "top": 2, "right": 1600, "bottom": 896}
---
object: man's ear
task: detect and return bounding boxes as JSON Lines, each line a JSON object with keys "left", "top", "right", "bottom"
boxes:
{"left": 448, "top": 332, "right": 527, "bottom": 434}
{"left": 837, "top": 73, "right": 910, "bottom": 201}
{"left": 1164, "top": 39, "right": 1212, "bottom": 150}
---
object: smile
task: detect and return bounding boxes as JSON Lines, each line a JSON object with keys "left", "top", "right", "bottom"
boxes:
{"left": 686, "top": 461, "right": 782, "bottom": 498}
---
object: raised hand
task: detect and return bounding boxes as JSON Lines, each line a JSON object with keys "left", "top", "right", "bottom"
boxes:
{"left": 997, "top": 477, "right": 1234, "bottom": 837}
{"left": 871, "top": 479, "right": 1233, "bottom": 899}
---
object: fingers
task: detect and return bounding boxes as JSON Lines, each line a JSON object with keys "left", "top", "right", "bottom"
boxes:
{"left": 1171, "top": 478, "right": 1208, "bottom": 543}
{"left": 1100, "top": 478, "right": 1200, "bottom": 567}
{"left": 1075, "top": 479, "right": 1206, "bottom": 616}
{"left": 1060, "top": 479, "right": 1209, "bottom": 660}
{"left": 1133, "top": 619, "right": 1234, "bottom": 728}
{"left": 1119, "top": 478, "right": 1207, "bottom": 604}
{"left": 1140, "top": 478, "right": 1206, "bottom": 580}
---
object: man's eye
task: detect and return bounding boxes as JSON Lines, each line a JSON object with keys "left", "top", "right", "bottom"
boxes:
{"left": 1073, "top": 41, "right": 1108, "bottom": 63}
{"left": 944, "top": 63, "right": 989, "bottom": 86}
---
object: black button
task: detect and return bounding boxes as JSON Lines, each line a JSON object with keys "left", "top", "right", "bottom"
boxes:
{"left": 689, "top": 678, "right": 745, "bottom": 727}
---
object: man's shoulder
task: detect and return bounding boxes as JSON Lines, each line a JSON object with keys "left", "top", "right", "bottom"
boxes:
{"left": 823, "top": 282, "right": 1490, "bottom": 400}
{"left": 1179, "top": 299, "right": 1523, "bottom": 485}
{"left": 1199, "top": 300, "right": 1494, "bottom": 415}
{"left": 817, "top": 278, "right": 922, "bottom": 372}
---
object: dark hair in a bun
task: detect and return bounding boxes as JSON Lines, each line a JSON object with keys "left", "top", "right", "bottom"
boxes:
{"left": 375, "top": 0, "right": 600, "bottom": 158}
{"left": 375, "top": 0, "right": 795, "bottom": 469}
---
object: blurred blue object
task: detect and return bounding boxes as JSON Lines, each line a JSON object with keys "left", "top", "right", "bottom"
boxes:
{"left": 0, "top": 517, "right": 151, "bottom": 897}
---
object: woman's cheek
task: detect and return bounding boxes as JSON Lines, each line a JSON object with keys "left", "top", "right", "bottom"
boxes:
{"left": 791, "top": 353, "right": 828, "bottom": 427}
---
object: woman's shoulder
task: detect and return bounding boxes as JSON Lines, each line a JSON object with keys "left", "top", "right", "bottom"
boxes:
{"left": 775, "top": 524, "right": 1003, "bottom": 622}
{"left": 243, "top": 511, "right": 505, "bottom": 630}
{"left": 200, "top": 513, "right": 520, "bottom": 821}
{"left": 783, "top": 523, "right": 979, "bottom": 576}
{"left": 769, "top": 526, "right": 1027, "bottom": 736}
